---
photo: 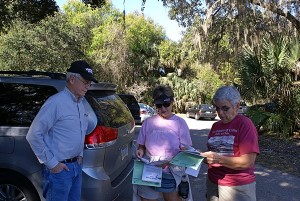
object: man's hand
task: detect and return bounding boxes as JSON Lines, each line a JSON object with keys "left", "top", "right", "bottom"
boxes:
{"left": 50, "top": 163, "right": 70, "bottom": 173}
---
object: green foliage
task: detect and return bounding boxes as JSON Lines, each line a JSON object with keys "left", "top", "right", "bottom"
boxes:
{"left": 164, "top": 0, "right": 300, "bottom": 87}
{"left": 0, "top": 1, "right": 170, "bottom": 87}
{"left": 0, "top": 0, "right": 168, "bottom": 92}
{"left": 237, "top": 36, "right": 300, "bottom": 136}
{"left": 247, "top": 106, "right": 293, "bottom": 138}
{"left": 246, "top": 107, "right": 270, "bottom": 130}
{"left": 86, "top": 8, "right": 166, "bottom": 87}
{"left": 125, "top": 14, "right": 164, "bottom": 56}
{"left": 88, "top": 20, "right": 132, "bottom": 88}
{"left": 218, "top": 62, "right": 237, "bottom": 85}
{"left": 0, "top": 1, "right": 124, "bottom": 80}
{"left": 63, "top": 1, "right": 109, "bottom": 28}
{"left": 0, "top": 13, "right": 88, "bottom": 72}
{"left": 63, "top": 1, "right": 131, "bottom": 86}
{"left": 293, "top": 87, "right": 300, "bottom": 130}
{"left": 158, "top": 40, "right": 180, "bottom": 69}
{"left": 0, "top": 0, "right": 58, "bottom": 32}
{"left": 191, "top": 63, "right": 223, "bottom": 103}
{"left": 157, "top": 63, "right": 223, "bottom": 113}
{"left": 237, "top": 47, "right": 268, "bottom": 101}
{"left": 125, "top": 13, "right": 165, "bottom": 80}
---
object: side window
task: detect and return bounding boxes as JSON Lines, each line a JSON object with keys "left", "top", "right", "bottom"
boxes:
{"left": 0, "top": 83, "right": 58, "bottom": 126}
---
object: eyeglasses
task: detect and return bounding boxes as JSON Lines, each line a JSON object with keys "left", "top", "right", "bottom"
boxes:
{"left": 155, "top": 102, "right": 171, "bottom": 108}
{"left": 215, "top": 106, "right": 231, "bottom": 112}
{"left": 76, "top": 76, "right": 92, "bottom": 86}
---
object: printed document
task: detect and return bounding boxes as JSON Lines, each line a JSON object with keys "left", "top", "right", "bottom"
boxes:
{"left": 170, "top": 151, "right": 204, "bottom": 177}
{"left": 132, "top": 160, "right": 162, "bottom": 187}
{"left": 142, "top": 164, "right": 162, "bottom": 183}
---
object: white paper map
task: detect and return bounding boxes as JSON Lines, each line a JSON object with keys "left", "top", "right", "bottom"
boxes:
{"left": 142, "top": 164, "right": 162, "bottom": 184}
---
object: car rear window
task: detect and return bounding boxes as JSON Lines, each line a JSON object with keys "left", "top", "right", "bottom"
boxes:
{"left": 86, "top": 91, "right": 133, "bottom": 128}
{"left": 200, "top": 104, "right": 212, "bottom": 109}
{"left": 118, "top": 94, "right": 138, "bottom": 105}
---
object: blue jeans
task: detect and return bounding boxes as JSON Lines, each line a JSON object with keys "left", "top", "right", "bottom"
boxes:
{"left": 43, "top": 162, "right": 82, "bottom": 201}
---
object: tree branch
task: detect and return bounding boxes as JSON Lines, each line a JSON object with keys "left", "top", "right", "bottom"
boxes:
{"left": 251, "top": 0, "right": 300, "bottom": 32}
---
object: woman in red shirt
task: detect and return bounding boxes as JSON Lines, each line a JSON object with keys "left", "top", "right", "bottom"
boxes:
{"left": 201, "top": 86, "right": 259, "bottom": 201}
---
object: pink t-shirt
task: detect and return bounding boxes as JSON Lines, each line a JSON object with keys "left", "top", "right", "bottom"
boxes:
{"left": 207, "top": 115, "right": 260, "bottom": 186}
{"left": 137, "top": 114, "right": 192, "bottom": 161}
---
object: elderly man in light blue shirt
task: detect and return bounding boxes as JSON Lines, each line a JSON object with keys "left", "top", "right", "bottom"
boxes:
{"left": 26, "top": 60, "right": 98, "bottom": 201}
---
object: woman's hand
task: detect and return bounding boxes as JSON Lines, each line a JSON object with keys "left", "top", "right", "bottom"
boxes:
{"left": 136, "top": 145, "right": 146, "bottom": 158}
{"left": 200, "top": 151, "right": 220, "bottom": 164}
{"left": 136, "top": 149, "right": 144, "bottom": 158}
{"left": 201, "top": 151, "right": 257, "bottom": 170}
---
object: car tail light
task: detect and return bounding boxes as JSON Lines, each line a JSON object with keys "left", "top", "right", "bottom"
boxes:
{"left": 84, "top": 125, "right": 118, "bottom": 149}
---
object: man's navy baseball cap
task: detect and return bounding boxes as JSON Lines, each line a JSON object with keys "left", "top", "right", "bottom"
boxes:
{"left": 67, "top": 60, "right": 98, "bottom": 83}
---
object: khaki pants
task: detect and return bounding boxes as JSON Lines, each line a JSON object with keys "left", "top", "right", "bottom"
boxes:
{"left": 206, "top": 178, "right": 256, "bottom": 201}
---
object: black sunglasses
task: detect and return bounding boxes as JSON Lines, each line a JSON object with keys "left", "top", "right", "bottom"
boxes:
{"left": 155, "top": 102, "right": 171, "bottom": 108}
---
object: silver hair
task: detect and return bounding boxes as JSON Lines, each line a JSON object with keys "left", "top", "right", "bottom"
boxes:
{"left": 213, "top": 86, "right": 241, "bottom": 106}
{"left": 66, "top": 72, "right": 79, "bottom": 81}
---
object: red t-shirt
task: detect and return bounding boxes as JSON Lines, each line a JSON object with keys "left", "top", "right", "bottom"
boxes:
{"left": 207, "top": 115, "right": 260, "bottom": 186}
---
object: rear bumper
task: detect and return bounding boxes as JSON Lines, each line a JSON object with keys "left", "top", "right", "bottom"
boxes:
{"left": 200, "top": 113, "right": 217, "bottom": 119}
{"left": 81, "top": 159, "right": 134, "bottom": 201}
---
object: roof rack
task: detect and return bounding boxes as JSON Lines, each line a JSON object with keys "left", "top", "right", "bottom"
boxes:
{"left": 0, "top": 70, "right": 66, "bottom": 79}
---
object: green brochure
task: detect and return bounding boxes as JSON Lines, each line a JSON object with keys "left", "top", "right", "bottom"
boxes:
{"left": 132, "top": 160, "right": 162, "bottom": 187}
{"left": 170, "top": 151, "right": 204, "bottom": 169}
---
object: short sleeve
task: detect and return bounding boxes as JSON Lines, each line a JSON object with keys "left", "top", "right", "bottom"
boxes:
{"left": 238, "top": 118, "right": 260, "bottom": 155}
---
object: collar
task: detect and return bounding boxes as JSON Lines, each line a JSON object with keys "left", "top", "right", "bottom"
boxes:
{"left": 64, "top": 87, "right": 84, "bottom": 103}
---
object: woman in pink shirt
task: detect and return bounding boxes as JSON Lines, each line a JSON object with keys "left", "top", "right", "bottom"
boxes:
{"left": 201, "top": 86, "right": 260, "bottom": 201}
{"left": 135, "top": 85, "right": 193, "bottom": 201}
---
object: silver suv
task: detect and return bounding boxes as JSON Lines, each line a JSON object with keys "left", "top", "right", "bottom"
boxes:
{"left": 0, "top": 71, "right": 135, "bottom": 201}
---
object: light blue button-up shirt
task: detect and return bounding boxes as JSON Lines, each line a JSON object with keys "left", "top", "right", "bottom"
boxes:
{"left": 26, "top": 87, "right": 88, "bottom": 169}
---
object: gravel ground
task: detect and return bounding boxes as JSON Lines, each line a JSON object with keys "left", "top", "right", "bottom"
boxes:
{"left": 256, "top": 134, "right": 300, "bottom": 177}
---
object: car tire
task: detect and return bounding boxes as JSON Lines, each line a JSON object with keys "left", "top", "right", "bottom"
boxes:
{"left": 0, "top": 171, "right": 40, "bottom": 201}
{"left": 195, "top": 113, "right": 200, "bottom": 120}
{"left": 186, "top": 112, "right": 190, "bottom": 118}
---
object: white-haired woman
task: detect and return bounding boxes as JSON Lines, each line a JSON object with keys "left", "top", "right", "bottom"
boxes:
{"left": 201, "top": 86, "right": 260, "bottom": 201}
